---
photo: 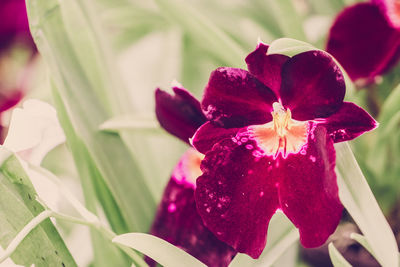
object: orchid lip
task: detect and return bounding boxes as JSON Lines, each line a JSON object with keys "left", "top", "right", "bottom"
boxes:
{"left": 249, "top": 102, "right": 309, "bottom": 159}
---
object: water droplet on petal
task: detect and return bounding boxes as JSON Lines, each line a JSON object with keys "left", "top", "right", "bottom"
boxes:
{"left": 168, "top": 203, "right": 176, "bottom": 212}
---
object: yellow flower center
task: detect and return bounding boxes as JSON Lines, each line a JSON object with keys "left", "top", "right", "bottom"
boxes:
{"left": 250, "top": 102, "right": 309, "bottom": 158}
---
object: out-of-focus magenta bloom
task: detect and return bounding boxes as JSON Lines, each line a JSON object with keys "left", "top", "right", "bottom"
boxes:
{"left": 327, "top": 0, "right": 400, "bottom": 83}
{"left": 0, "top": 0, "right": 35, "bottom": 51}
{"left": 191, "top": 43, "right": 377, "bottom": 258}
{"left": 149, "top": 87, "right": 236, "bottom": 266}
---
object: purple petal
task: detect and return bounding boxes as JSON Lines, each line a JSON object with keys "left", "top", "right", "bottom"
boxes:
{"left": 0, "top": 0, "right": 35, "bottom": 50}
{"left": 278, "top": 125, "right": 343, "bottom": 248}
{"left": 195, "top": 131, "right": 280, "bottom": 258}
{"left": 201, "top": 67, "right": 278, "bottom": 128}
{"left": 147, "top": 149, "right": 236, "bottom": 267}
{"left": 155, "top": 87, "right": 207, "bottom": 144}
{"left": 326, "top": 2, "right": 400, "bottom": 81}
{"left": 192, "top": 122, "right": 240, "bottom": 154}
{"left": 280, "top": 51, "right": 345, "bottom": 121}
{"left": 371, "top": 0, "right": 400, "bottom": 29}
{"left": 245, "top": 42, "right": 289, "bottom": 95}
{"left": 0, "top": 90, "right": 23, "bottom": 113}
{"left": 318, "top": 102, "right": 378, "bottom": 143}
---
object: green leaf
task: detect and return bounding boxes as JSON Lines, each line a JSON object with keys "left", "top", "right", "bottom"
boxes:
{"left": 0, "top": 148, "right": 77, "bottom": 267}
{"left": 335, "top": 142, "right": 399, "bottom": 267}
{"left": 154, "top": 0, "right": 246, "bottom": 68}
{"left": 328, "top": 243, "right": 352, "bottom": 267}
{"left": 113, "top": 233, "right": 206, "bottom": 267}
{"left": 267, "top": 38, "right": 314, "bottom": 56}
{"left": 230, "top": 212, "right": 299, "bottom": 267}
{"left": 264, "top": 0, "right": 306, "bottom": 41}
{"left": 26, "top": 0, "right": 156, "bottom": 232}
{"left": 53, "top": 89, "right": 132, "bottom": 266}
{"left": 350, "top": 233, "right": 375, "bottom": 258}
{"left": 379, "top": 83, "right": 400, "bottom": 125}
{"left": 99, "top": 114, "right": 162, "bottom": 133}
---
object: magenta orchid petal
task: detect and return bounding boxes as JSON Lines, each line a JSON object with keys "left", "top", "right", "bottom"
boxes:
{"left": 280, "top": 51, "right": 346, "bottom": 121}
{"left": 195, "top": 134, "right": 280, "bottom": 258}
{"left": 245, "top": 42, "right": 289, "bottom": 95}
{"left": 371, "top": 0, "right": 400, "bottom": 29}
{"left": 155, "top": 87, "right": 207, "bottom": 144}
{"left": 318, "top": 102, "right": 378, "bottom": 143}
{"left": 278, "top": 125, "right": 343, "bottom": 248}
{"left": 0, "top": 0, "right": 35, "bottom": 50}
{"left": 326, "top": 2, "right": 400, "bottom": 81}
{"left": 191, "top": 122, "right": 240, "bottom": 154}
{"left": 0, "top": 90, "right": 23, "bottom": 113}
{"left": 147, "top": 149, "right": 236, "bottom": 267}
{"left": 201, "top": 67, "right": 278, "bottom": 128}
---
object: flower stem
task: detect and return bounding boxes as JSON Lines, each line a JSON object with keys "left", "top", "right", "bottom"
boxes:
{"left": 52, "top": 212, "right": 148, "bottom": 267}
{"left": 0, "top": 210, "right": 53, "bottom": 263}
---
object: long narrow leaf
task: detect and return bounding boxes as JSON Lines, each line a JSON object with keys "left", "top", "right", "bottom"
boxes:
{"left": 335, "top": 142, "right": 399, "bottom": 267}
{"left": 26, "top": 0, "right": 156, "bottom": 232}
{"left": 0, "top": 149, "right": 76, "bottom": 266}
{"left": 113, "top": 233, "right": 206, "bottom": 267}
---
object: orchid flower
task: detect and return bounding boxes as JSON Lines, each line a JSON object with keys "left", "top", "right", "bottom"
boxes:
{"left": 190, "top": 43, "right": 377, "bottom": 258}
{"left": 148, "top": 87, "right": 236, "bottom": 267}
{"left": 326, "top": 0, "right": 400, "bottom": 83}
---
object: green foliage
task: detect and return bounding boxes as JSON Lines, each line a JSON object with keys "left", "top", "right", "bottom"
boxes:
{"left": 113, "top": 233, "right": 206, "bottom": 267}
{"left": 0, "top": 149, "right": 76, "bottom": 267}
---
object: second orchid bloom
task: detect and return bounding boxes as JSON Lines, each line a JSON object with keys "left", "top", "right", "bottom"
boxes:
{"left": 152, "top": 42, "right": 377, "bottom": 265}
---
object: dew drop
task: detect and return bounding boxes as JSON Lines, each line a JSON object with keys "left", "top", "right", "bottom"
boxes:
{"left": 309, "top": 155, "right": 316, "bottom": 162}
{"left": 259, "top": 191, "right": 264, "bottom": 197}
{"left": 245, "top": 144, "right": 253, "bottom": 150}
{"left": 206, "top": 207, "right": 211, "bottom": 213}
{"left": 168, "top": 203, "right": 176, "bottom": 213}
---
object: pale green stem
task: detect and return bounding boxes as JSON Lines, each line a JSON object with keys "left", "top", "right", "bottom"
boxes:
{"left": 0, "top": 210, "right": 53, "bottom": 263}
{"left": 0, "top": 208, "right": 147, "bottom": 266}
{"left": 52, "top": 212, "right": 148, "bottom": 267}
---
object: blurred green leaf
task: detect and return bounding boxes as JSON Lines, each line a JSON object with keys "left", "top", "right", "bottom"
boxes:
{"left": 328, "top": 243, "right": 352, "bottom": 267}
{"left": 230, "top": 212, "right": 299, "bottom": 267}
{"left": 266, "top": 0, "right": 306, "bottom": 40}
{"left": 154, "top": 0, "right": 246, "bottom": 68}
{"left": 53, "top": 89, "right": 131, "bottom": 266}
{"left": 27, "top": 0, "right": 156, "bottom": 233}
{"left": 0, "top": 149, "right": 76, "bottom": 267}
{"left": 335, "top": 142, "right": 399, "bottom": 267}
{"left": 113, "top": 233, "right": 206, "bottom": 267}
{"left": 379, "top": 83, "right": 400, "bottom": 125}
{"left": 99, "top": 114, "right": 161, "bottom": 133}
